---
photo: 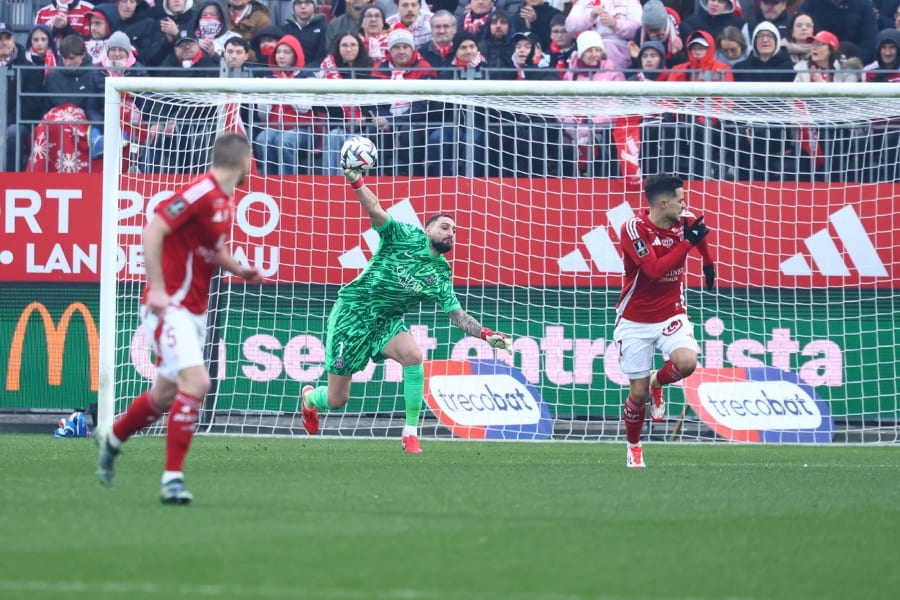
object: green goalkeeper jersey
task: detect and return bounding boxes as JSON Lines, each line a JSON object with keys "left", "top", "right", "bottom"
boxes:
{"left": 337, "top": 215, "right": 461, "bottom": 319}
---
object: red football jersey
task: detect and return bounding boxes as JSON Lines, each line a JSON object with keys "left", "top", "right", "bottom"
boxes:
{"left": 141, "top": 174, "right": 233, "bottom": 314}
{"left": 616, "top": 211, "right": 694, "bottom": 323}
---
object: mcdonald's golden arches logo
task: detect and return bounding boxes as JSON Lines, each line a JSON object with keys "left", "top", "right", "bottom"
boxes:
{"left": 6, "top": 302, "right": 99, "bottom": 392}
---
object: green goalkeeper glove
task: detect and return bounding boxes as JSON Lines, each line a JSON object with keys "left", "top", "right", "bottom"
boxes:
{"left": 480, "top": 328, "right": 512, "bottom": 351}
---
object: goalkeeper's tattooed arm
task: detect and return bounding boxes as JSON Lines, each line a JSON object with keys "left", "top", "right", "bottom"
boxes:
{"left": 448, "top": 308, "right": 484, "bottom": 338}
{"left": 448, "top": 308, "right": 513, "bottom": 351}
{"left": 345, "top": 168, "right": 388, "bottom": 227}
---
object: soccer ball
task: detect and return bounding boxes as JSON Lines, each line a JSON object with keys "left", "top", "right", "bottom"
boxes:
{"left": 340, "top": 136, "right": 377, "bottom": 171}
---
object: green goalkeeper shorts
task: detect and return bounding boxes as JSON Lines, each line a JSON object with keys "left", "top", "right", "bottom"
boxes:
{"left": 324, "top": 298, "right": 407, "bottom": 376}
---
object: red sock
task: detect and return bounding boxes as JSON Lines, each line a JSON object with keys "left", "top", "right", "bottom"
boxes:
{"left": 165, "top": 391, "right": 201, "bottom": 472}
{"left": 112, "top": 390, "right": 161, "bottom": 443}
{"left": 655, "top": 361, "right": 684, "bottom": 386}
{"left": 623, "top": 396, "right": 645, "bottom": 444}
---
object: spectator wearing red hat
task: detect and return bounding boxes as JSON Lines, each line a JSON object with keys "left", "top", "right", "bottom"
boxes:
{"left": 793, "top": 30, "right": 857, "bottom": 81}
{"left": 792, "top": 28, "right": 861, "bottom": 181}
{"left": 798, "top": 0, "right": 878, "bottom": 63}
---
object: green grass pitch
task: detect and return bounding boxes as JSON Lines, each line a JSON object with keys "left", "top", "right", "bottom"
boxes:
{"left": 1, "top": 435, "right": 897, "bottom": 600}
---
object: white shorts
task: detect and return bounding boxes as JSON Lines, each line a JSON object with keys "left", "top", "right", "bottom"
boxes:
{"left": 613, "top": 314, "right": 699, "bottom": 380}
{"left": 141, "top": 305, "right": 208, "bottom": 382}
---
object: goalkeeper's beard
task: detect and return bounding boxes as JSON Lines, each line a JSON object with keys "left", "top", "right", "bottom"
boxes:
{"left": 431, "top": 239, "right": 453, "bottom": 254}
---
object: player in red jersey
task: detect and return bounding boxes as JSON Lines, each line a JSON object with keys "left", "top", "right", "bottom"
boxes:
{"left": 96, "top": 133, "right": 263, "bottom": 503}
{"left": 614, "top": 173, "right": 715, "bottom": 468}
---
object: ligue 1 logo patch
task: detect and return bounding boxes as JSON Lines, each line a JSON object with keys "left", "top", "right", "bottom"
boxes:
{"left": 427, "top": 275, "right": 435, "bottom": 285}
{"left": 633, "top": 239, "right": 649, "bottom": 257}
{"left": 166, "top": 198, "right": 187, "bottom": 218}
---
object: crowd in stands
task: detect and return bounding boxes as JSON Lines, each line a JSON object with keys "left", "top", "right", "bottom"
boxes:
{"left": 0, "top": 0, "right": 898, "bottom": 179}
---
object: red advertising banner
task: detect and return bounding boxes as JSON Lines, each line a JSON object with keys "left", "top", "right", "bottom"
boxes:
{"left": 1, "top": 174, "right": 896, "bottom": 287}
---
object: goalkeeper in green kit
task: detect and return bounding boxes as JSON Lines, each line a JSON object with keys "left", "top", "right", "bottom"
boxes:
{"left": 300, "top": 163, "right": 513, "bottom": 453}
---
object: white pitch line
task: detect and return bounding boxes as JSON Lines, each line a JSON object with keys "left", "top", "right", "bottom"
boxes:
{"left": 0, "top": 580, "right": 760, "bottom": 600}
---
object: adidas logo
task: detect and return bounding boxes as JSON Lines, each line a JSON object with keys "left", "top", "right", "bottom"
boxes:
{"left": 558, "top": 202, "right": 635, "bottom": 274}
{"left": 338, "top": 198, "right": 422, "bottom": 269}
{"left": 781, "top": 205, "right": 887, "bottom": 277}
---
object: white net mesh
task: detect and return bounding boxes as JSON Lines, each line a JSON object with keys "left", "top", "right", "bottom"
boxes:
{"left": 103, "top": 79, "right": 899, "bottom": 443}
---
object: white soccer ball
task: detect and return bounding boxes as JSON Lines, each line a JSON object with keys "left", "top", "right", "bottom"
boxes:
{"left": 340, "top": 136, "right": 377, "bottom": 171}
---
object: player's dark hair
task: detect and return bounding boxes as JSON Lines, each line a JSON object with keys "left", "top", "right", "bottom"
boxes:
{"left": 426, "top": 213, "right": 454, "bottom": 228}
{"left": 211, "top": 133, "right": 251, "bottom": 168}
{"left": 644, "top": 173, "right": 683, "bottom": 206}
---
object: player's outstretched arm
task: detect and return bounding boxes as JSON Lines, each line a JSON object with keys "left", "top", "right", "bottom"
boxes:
{"left": 448, "top": 308, "right": 513, "bottom": 351}
{"left": 344, "top": 168, "right": 388, "bottom": 228}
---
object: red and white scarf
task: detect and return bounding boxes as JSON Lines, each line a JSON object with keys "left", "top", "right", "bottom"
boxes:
{"left": 229, "top": 5, "right": 251, "bottom": 25}
{"left": 452, "top": 52, "right": 483, "bottom": 69}
{"left": 318, "top": 55, "right": 363, "bottom": 122}
{"left": 463, "top": 10, "right": 490, "bottom": 34}
{"left": 28, "top": 47, "right": 57, "bottom": 78}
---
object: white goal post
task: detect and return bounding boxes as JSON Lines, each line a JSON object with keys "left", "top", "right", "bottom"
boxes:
{"left": 100, "top": 77, "right": 900, "bottom": 444}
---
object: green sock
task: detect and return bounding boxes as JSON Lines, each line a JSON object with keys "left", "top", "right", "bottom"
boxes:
{"left": 403, "top": 364, "right": 424, "bottom": 428}
{"left": 306, "top": 386, "right": 330, "bottom": 411}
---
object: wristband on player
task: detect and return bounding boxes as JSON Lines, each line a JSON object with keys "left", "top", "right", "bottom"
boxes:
{"left": 480, "top": 327, "right": 495, "bottom": 341}
{"left": 349, "top": 176, "right": 364, "bottom": 190}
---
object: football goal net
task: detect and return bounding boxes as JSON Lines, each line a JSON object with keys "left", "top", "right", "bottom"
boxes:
{"left": 100, "top": 78, "right": 899, "bottom": 444}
